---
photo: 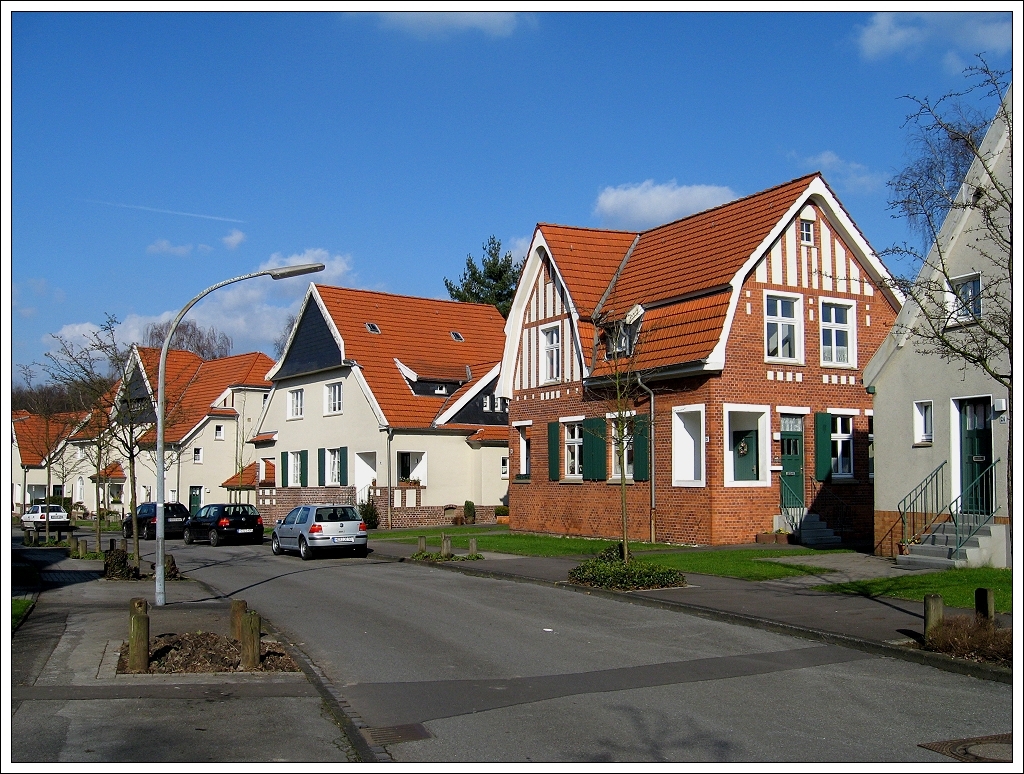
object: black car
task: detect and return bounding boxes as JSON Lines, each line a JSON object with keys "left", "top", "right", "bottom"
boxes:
{"left": 184, "top": 503, "right": 264, "bottom": 546}
{"left": 122, "top": 502, "right": 190, "bottom": 540}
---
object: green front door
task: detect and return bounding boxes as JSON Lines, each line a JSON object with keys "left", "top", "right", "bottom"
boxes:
{"left": 960, "top": 398, "right": 993, "bottom": 516}
{"left": 780, "top": 417, "right": 804, "bottom": 510}
{"left": 732, "top": 429, "right": 759, "bottom": 481}
{"left": 189, "top": 486, "right": 203, "bottom": 515}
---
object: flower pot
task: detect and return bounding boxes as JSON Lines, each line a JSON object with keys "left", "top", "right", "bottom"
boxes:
{"left": 774, "top": 533, "right": 791, "bottom": 544}
{"left": 755, "top": 533, "right": 773, "bottom": 544}
{"left": 897, "top": 543, "right": 910, "bottom": 555}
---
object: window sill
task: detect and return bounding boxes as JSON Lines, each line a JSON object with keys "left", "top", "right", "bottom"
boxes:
{"left": 286, "top": 416, "right": 304, "bottom": 421}
{"left": 323, "top": 412, "right": 344, "bottom": 417}
{"left": 513, "top": 476, "right": 531, "bottom": 483}
{"left": 607, "top": 478, "right": 634, "bottom": 485}
{"left": 830, "top": 477, "right": 860, "bottom": 485}
{"left": 820, "top": 363, "right": 858, "bottom": 370}
{"left": 559, "top": 479, "right": 583, "bottom": 485}
{"left": 672, "top": 480, "right": 706, "bottom": 488}
{"left": 764, "top": 358, "right": 804, "bottom": 367}
{"left": 912, "top": 441, "right": 933, "bottom": 448}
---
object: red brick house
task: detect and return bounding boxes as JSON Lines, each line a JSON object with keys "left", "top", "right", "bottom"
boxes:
{"left": 495, "top": 174, "right": 902, "bottom": 545}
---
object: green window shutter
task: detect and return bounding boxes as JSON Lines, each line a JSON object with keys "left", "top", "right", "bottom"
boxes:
{"left": 280, "top": 451, "right": 289, "bottom": 488}
{"left": 548, "top": 421, "right": 560, "bottom": 481}
{"left": 300, "top": 449, "right": 309, "bottom": 487}
{"left": 633, "top": 415, "right": 650, "bottom": 481}
{"left": 339, "top": 447, "right": 349, "bottom": 486}
{"left": 317, "top": 448, "right": 326, "bottom": 487}
{"left": 814, "top": 412, "right": 832, "bottom": 481}
{"left": 582, "top": 417, "right": 607, "bottom": 481}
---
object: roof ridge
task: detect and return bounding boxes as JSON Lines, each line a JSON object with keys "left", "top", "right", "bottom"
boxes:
{"left": 315, "top": 284, "right": 503, "bottom": 311}
{"left": 539, "top": 222, "right": 640, "bottom": 235}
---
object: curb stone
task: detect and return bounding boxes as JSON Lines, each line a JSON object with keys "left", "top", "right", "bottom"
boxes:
{"left": 392, "top": 555, "right": 1012, "bottom": 685}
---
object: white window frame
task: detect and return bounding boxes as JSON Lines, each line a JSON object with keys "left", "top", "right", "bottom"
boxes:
{"left": 951, "top": 273, "right": 982, "bottom": 323}
{"left": 482, "top": 395, "right": 492, "bottom": 412}
{"left": 800, "top": 219, "right": 814, "bottom": 245}
{"left": 214, "top": 424, "right": 225, "bottom": 440}
{"left": 672, "top": 403, "right": 706, "bottom": 487}
{"left": 563, "top": 421, "right": 583, "bottom": 479}
{"left": 763, "top": 291, "right": 803, "bottom": 364}
{"left": 819, "top": 297, "right": 857, "bottom": 368}
{"left": 914, "top": 400, "right": 933, "bottom": 445}
{"left": 723, "top": 403, "right": 770, "bottom": 487}
{"left": 288, "top": 388, "right": 304, "bottom": 420}
{"left": 501, "top": 456, "right": 509, "bottom": 479}
{"left": 515, "top": 424, "right": 531, "bottom": 477}
{"left": 289, "top": 451, "right": 302, "bottom": 487}
{"left": 609, "top": 414, "right": 635, "bottom": 481}
{"left": 324, "top": 382, "right": 343, "bottom": 415}
{"left": 867, "top": 414, "right": 874, "bottom": 480}
{"left": 831, "top": 415, "right": 854, "bottom": 478}
{"left": 542, "top": 324, "right": 561, "bottom": 383}
{"left": 193, "top": 447, "right": 203, "bottom": 464}
{"left": 328, "top": 448, "right": 342, "bottom": 486}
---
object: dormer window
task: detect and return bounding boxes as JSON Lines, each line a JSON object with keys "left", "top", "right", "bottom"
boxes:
{"left": 483, "top": 395, "right": 491, "bottom": 412}
{"left": 605, "top": 321, "right": 636, "bottom": 360}
{"left": 450, "top": 331, "right": 464, "bottom": 342}
{"left": 365, "top": 323, "right": 381, "bottom": 334}
{"left": 434, "top": 385, "right": 447, "bottom": 395}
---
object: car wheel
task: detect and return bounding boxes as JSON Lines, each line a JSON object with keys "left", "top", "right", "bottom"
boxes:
{"left": 299, "top": 536, "right": 312, "bottom": 561}
{"left": 209, "top": 529, "right": 221, "bottom": 548}
{"left": 271, "top": 534, "right": 282, "bottom": 555}
{"left": 354, "top": 545, "right": 368, "bottom": 558}
{"left": 183, "top": 527, "right": 193, "bottom": 545}
{"left": 123, "top": 523, "right": 131, "bottom": 539}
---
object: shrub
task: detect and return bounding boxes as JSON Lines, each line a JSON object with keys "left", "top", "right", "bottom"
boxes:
{"left": 104, "top": 549, "right": 139, "bottom": 580}
{"left": 358, "top": 499, "right": 379, "bottom": 530}
{"left": 410, "top": 551, "right": 482, "bottom": 562}
{"left": 464, "top": 500, "right": 476, "bottom": 525}
{"left": 568, "top": 548, "right": 686, "bottom": 591}
{"left": 494, "top": 505, "right": 509, "bottom": 517}
{"left": 926, "top": 615, "right": 1012, "bottom": 667}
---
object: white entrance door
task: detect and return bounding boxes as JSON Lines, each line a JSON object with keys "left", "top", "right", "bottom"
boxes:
{"left": 355, "top": 452, "right": 377, "bottom": 503}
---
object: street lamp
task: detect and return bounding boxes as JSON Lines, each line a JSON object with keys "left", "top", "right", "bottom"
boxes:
{"left": 154, "top": 263, "right": 324, "bottom": 605}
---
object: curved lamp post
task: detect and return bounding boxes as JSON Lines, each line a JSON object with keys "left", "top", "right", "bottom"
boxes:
{"left": 154, "top": 263, "right": 324, "bottom": 605}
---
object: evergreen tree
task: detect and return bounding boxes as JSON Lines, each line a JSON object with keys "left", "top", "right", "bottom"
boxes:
{"left": 444, "top": 236, "right": 523, "bottom": 318}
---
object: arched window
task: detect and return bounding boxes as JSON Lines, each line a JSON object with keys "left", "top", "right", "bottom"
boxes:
{"left": 76, "top": 477, "right": 85, "bottom": 503}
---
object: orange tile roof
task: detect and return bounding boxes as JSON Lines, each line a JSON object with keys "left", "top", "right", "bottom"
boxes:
{"left": 13, "top": 410, "right": 89, "bottom": 467}
{"left": 221, "top": 460, "right": 275, "bottom": 489}
{"left": 537, "top": 225, "right": 638, "bottom": 318}
{"left": 314, "top": 285, "right": 507, "bottom": 429}
{"left": 463, "top": 425, "right": 510, "bottom": 444}
{"left": 136, "top": 348, "right": 275, "bottom": 445}
{"left": 90, "top": 461, "right": 126, "bottom": 482}
{"left": 249, "top": 432, "right": 278, "bottom": 445}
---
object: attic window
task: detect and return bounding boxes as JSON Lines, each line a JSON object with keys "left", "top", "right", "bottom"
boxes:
{"left": 450, "top": 331, "right": 464, "bottom": 342}
{"left": 365, "top": 323, "right": 381, "bottom": 334}
{"left": 434, "top": 385, "right": 447, "bottom": 395}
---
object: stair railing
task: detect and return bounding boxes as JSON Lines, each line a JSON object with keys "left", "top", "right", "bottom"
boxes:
{"left": 897, "top": 461, "right": 947, "bottom": 545}
{"left": 808, "top": 478, "right": 854, "bottom": 539}
{"left": 948, "top": 458, "right": 1000, "bottom": 554}
{"left": 778, "top": 475, "right": 804, "bottom": 532}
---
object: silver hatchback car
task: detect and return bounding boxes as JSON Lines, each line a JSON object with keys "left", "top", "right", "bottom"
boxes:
{"left": 271, "top": 504, "right": 368, "bottom": 560}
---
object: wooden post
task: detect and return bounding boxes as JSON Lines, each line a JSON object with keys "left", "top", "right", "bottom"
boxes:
{"left": 241, "top": 610, "right": 261, "bottom": 670}
{"left": 120, "top": 539, "right": 128, "bottom": 552}
{"left": 469, "top": 538, "right": 477, "bottom": 555}
{"left": 417, "top": 536, "right": 426, "bottom": 553}
{"left": 442, "top": 535, "right": 452, "bottom": 558}
{"left": 109, "top": 539, "right": 116, "bottom": 552}
{"left": 924, "top": 594, "right": 944, "bottom": 640}
{"left": 130, "top": 597, "right": 148, "bottom": 616}
{"left": 128, "top": 612, "right": 150, "bottom": 672}
{"left": 230, "top": 600, "right": 248, "bottom": 641}
{"left": 975, "top": 588, "right": 995, "bottom": 623}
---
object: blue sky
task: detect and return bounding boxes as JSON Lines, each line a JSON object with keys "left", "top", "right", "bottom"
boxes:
{"left": 9, "top": 10, "right": 1015, "bottom": 375}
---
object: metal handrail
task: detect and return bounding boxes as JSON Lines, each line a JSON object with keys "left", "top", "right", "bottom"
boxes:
{"left": 897, "top": 461, "right": 947, "bottom": 545}
{"left": 948, "top": 458, "right": 1000, "bottom": 553}
{"left": 779, "top": 475, "right": 804, "bottom": 518}
{"left": 808, "top": 478, "right": 854, "bottom": 538}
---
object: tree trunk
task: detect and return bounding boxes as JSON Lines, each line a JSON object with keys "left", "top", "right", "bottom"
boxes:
{"left": 44, "top": 464, "right": 52, "bottom": 543}
{"left": 129, "top": 450, "right": 140, "bottom": 568}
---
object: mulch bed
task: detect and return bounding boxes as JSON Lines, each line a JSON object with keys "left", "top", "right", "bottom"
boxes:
{"left": 117, "top": 631, "right": 299, "bottom": 673}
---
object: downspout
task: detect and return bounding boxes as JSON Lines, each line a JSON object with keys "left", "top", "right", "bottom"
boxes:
{"left": 21, "top": 466, "right": 27, "bottom": 515}
{"left": 386, "top": 427, "right": 393, "bottom": 530}
{"left": 636, "top": 374, "right": 656, "bottom": 543}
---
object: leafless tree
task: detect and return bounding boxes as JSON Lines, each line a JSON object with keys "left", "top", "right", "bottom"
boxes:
{"left": 144, "top": 318, "right": 233, "bottom": 360}
{"left": 273, "top": 313, "right": 296, "bottom": 359}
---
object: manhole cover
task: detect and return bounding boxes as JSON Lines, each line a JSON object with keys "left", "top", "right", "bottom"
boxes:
{"left": 366, "top": 723, "right": 432, "bottom": 745}
{"left": 919, "top": 733, "right": 1012, "bottom": 762}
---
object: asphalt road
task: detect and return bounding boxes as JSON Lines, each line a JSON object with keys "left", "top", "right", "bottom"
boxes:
{"left": 136, "top": 537, "right": 1010, "bottom": 763}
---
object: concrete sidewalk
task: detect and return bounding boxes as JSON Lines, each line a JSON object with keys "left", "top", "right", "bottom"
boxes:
{"left": 10, "top": 546, "right": 375, "bottom": 763}
{"left": 367, "top": 538, "right": 1011, "bottom": 679}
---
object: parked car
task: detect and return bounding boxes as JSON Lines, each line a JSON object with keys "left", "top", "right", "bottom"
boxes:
{"left": 122, "top": 502, "right": 190, "bottom": 540}
{"left": 271, "top": 504, "right": 368, "bottom": 560}
{"left": 183, "top": 503, "right": 264, "bottom": 546}
{"left": 21, "top": 504, "right": 71, "bottom": 530}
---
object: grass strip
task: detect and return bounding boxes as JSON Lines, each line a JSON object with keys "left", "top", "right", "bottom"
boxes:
{"left": 395, "top": 532, "right": 680, "bottom": 557}
{"left": 371, "top": 524, "right": 510, "bottom": 541}
{"left": 816, "top": 567, "right": 1012, "bottom": 613}
{"left": 644, "top": 548, "right": 850, "bottom": 581}
{"left": 12, "top": 599, "right": 33, "bottom": 629}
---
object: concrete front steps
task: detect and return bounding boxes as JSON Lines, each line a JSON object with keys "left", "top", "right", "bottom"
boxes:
{"left": 774, "top": 512, "right": 842, "bottom": 546}
{"left": 896, "top": 521, "right": 1010, "bottom": 569}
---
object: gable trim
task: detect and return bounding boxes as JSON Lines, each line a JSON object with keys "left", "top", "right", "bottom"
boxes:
{"left": 433, "top": 363, "right": 501, "bottom": 426}
{"left": 265, "top": 284, "right": 346, "bottom": 381}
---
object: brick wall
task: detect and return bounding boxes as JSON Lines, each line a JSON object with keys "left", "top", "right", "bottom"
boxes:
{"left": 508, "top": 235, "right": 898, "bottom": 548}
{"left": 255, "top": 486, "right": 356, "bottom": 525}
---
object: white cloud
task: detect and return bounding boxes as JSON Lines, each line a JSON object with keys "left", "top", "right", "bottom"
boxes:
{"left": 222, "top": 229, "right": 246, "bottom": 250}
{"left": 46, "top": 321, "right": 102, "bottom": 349}
{"left": 198, "top": 244, "right": 214, "bottom": 253}
{"left": 593, "top": 180, "right": 737, "bottom": 229}
{"left": 146, "top": 239, "right": 193, "bottom": 256}
{"left": 798, "top": 151, "right": 886, "bottom": 193}
{"left": 507, "top": 235, "right": 532, "bottom": 263}
{"left": 856, "top": 12, "right": 1011, "bottom": 61}
{"left": 378, "top": 12, "right": 522, "bottom": 39}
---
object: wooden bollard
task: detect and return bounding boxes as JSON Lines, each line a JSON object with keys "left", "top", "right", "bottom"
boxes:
{"left": 230, "top": 599, "right": 248, "bottom": 641}
{"left": 417, "top": 536, "right": 426, "bottom": 553}
{"left": 975, "top": 588, "right": 995, "bottom": 623}
{"left": 78, "top": 538, "right": 88, "bottom": 556}
{"left": 109, "top": 538, "right": 116, "bottom": 552}
{"left": 130, "top": 597, "right": 148, "bottom": 616}
{"left": 469, "top": 538, "right": 477, "bottom": 555}
{"left": 240, "top": 610, "right": 261, "bottom": 670}
{"left": 128, "top": 611, "right": 150, "bottom": 672}
{"left": 120, "top": 539, "right": 128, "bottom": 553}
{"left": 442, "top": 535, "right": 452, "bottom": 557}
{"left": 924, "top": 594, "right": 944, "bottom": 640}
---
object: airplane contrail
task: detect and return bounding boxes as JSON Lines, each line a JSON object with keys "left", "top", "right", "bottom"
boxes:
{"left": 83, "top": 199, "right": 246, "bottom": 223}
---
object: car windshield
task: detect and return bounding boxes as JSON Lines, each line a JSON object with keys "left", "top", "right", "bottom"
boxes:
{"left": 315, "top": 507, "right": 359, "bottom": 522}
{"left": 224, "top": 505, "right": 259, "bottom": 517}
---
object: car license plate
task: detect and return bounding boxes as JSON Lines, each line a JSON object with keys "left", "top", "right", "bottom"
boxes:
{"left": 332, "top": 537, "right": 354, "bottom": 544}
{"left": 168, "top": 518, "right": 182, "bottom": 523}
{"left": 237, "top": 528, "right": 253, "bottom": 533}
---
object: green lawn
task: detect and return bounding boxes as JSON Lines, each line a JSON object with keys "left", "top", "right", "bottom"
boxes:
{"left": 389, "top": 531, "right": 694, "bottom": 558}
{"left": 371, "top": 524, "right": 510, "bottom": 540}
{"left": 643, "top": 548, "right": 851, "bottom": 581}
{"left": 12, "top": 599, "right": 33, "bottom": 629}
{"left": 816, "top": 567, "right": 1012, "bottom": 613}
